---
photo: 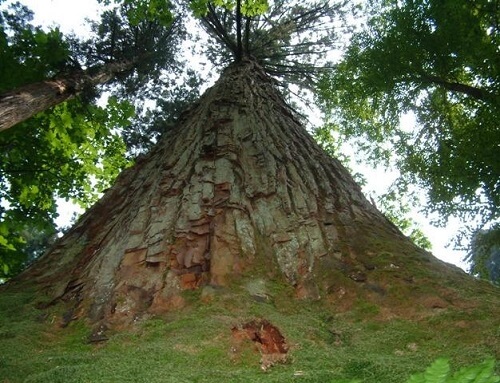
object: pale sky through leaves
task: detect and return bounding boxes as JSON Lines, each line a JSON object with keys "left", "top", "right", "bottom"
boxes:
{"left": 7, "top": 0, "right": 469, "bottom": 271}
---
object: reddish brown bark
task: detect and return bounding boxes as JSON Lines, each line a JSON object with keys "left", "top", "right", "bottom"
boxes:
{"left": 16, "top": 58, "right": 471, "bottom": 329}
{"left": 0, "top": 60, "right": 134, "bottom": 132}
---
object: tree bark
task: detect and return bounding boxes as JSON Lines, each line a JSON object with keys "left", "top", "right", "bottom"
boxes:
{"left": 0, "top": 60, "right": 135, "bottom": 132}
{"left": 17, "top": 58, "right": 468, "bottom": 328}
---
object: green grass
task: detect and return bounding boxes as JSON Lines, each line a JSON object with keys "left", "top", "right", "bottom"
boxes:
{"left": 0, "top": 284, "right": 499, "bottom": 383}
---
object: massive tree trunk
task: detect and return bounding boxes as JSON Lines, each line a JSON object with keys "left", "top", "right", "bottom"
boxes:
{"left": 17, "top": 58, "right": 468, "bottom": 328}
{"left": 0, "top": 60, "right": 134, "bottom": 132}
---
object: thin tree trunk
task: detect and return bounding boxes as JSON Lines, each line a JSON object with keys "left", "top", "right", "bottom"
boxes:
{"left": 0, "top": 60, "right": 134, "bottom": 132}
{"left": 17, "top": 58, "right": 468, "bottom": 329}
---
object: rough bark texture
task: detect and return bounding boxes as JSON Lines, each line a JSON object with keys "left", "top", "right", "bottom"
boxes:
{"left": 0, "top": 60, "right": 134, "bottom": 132}
{"left": 0, "top": 80, "right": 74, "bottom": 132}
{"left": 19, "top": 58, "right": 467, "bottom": 327}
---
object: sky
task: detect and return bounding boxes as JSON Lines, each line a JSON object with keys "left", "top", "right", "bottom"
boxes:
{"left": 4, "top": 0, "right": 470, "bottom": 271}
{"left": 17, "top": 0, "right": 101, "bottom": 35}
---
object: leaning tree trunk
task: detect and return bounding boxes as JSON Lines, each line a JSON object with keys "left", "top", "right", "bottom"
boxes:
{"left": 18, "top": 58, "right": 467, "bottom": 328}
{"left": 0, "top": 60, "right": 134, "bottom": 132}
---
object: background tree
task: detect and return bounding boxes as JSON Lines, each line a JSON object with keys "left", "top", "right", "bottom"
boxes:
{"left": 317, "top": 0, "right": 500, "bottom": 270}
{"left": 81, "top": 2, "right": 199, "bottom": 154}
{"left": 0, "top": 1, "right": 186, "bottom": 131}
{"left": 0, "top": 0, "right": 186, "bottom": 278}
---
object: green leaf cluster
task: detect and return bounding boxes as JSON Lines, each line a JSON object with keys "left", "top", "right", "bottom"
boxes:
{"left": 378, "top": 189, "right": 433, "bottom": 251}
{"left": 190, "top": 0, "right": 269, "bottom": 17}
{"left": 465, "top": 224, "right": 500, "bottom": 285}
{"left": 318, "top": 0, "right": 500, "bottom": 237}
{"left": 330, "top": 359, "right": 499, "bottom": 383}
{"left": 0, "top": 2, "right": 71, "bottom": 92}
{"left": 313, "top": 124, "right": 367, "bottom": 186}
{"left": 0, "top": 96, "right": 133, "bottom": 278}
{"left": 406, "top": 358, "right": 499, "bottom": 383}
{"left": 313, "top": 124, "right": 432, "bottom": 250}
{"left": 99, "top": 0, "right": 174, "bottom": 26}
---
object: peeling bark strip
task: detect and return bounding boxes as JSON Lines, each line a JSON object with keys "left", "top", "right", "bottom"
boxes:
{"left": 20, "top": 58, "right": 450, "bottom": 326}
{"left": 0, "top": 60, "right": 134, "bottom": 132}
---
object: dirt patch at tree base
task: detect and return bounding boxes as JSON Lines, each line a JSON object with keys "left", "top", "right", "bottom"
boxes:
{"left": 231, "top": 319, "right": 288, "bottom": 370}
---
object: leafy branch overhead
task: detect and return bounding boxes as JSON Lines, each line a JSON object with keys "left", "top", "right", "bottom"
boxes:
{"left": 318, "top": 0, "right": 500, "bottom": 235}
{"left": 190, "top": 0, "right": 270, "bottom": 16}
{"left": 99, "top": 0, "right": 175, "bottom": 26}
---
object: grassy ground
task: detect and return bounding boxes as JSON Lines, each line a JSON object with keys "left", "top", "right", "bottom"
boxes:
{"left": 1, "top": 279, "right": 499, "bottom": 383}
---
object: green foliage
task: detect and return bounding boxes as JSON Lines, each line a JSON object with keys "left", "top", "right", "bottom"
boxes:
{"left": 465, "top": 224, "right": 500, "bottom": 285}
{"left": 407, "top": 359, "right": 450, "bottom": 383}
{"left": 313, "top": 124, "right": 357, "bottom": 174}
{"left": 99, "top": 0, "right": 174, "bottom": 26}
{"left": 318, "top": 0, "right": 500, "bottom": 234}
{"left": 406, "top": 358, "right": 499, "bottom": 383}
{"left": 332, "top": 359, "right": 500, "bottom": 383}
{"left": 0, "top": 0, "right": 187, "bottom": 278}
{"left": 378, "top": 190, "right": 432, "bottom": 251}
{"left": 81, "top": 1, "right": 191, "bottom": 153}
{"left": 0, "top": 97, "right": 133, "bottom": 278}
{"left": 0, "top": 2, "right": 71, "bottom": 91}
{"left": 0, "top": 218, "right": 56, "bottom": 279}
{"left": 240, "top": 0, "right": 269, "bottom": 16}
{"left": 122, "top": 68, "right": 202, "bottom": 155}
{"left": 189, "top": 0, "right": 269, "bottom": 17}
{"left": 81, "top": 3, "right": 184, "bottom": 87}
{"left": 0, "top": 3, "right": 70, "bottom": 276}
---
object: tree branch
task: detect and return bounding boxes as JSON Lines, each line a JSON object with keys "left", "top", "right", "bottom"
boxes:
{"left": 236, "top": 0, "right": 243, "bottom": 61}
{"left": 418, "top": 73, "right": 498, "bottom": 103}
{"left": 202, "top": 3, "right": 238, "bottom": 57}
{"left": 244, "top": 15, "right": 252, "bottom": 54}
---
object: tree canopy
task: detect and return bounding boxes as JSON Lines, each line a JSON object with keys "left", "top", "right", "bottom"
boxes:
{"left": 318, "top": 0, "right": 499, "bottom": 259}
{"left": 193, "top": 0, "right": 348, "bottom": 89}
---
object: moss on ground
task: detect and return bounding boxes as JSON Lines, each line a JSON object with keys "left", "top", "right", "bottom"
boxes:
{"left": 0, "top": 281, "right": 499, "bottom": 383}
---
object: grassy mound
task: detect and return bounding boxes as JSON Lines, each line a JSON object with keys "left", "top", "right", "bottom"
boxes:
{"left": 1, "top": 277, "right": 499, "bottom": 383}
